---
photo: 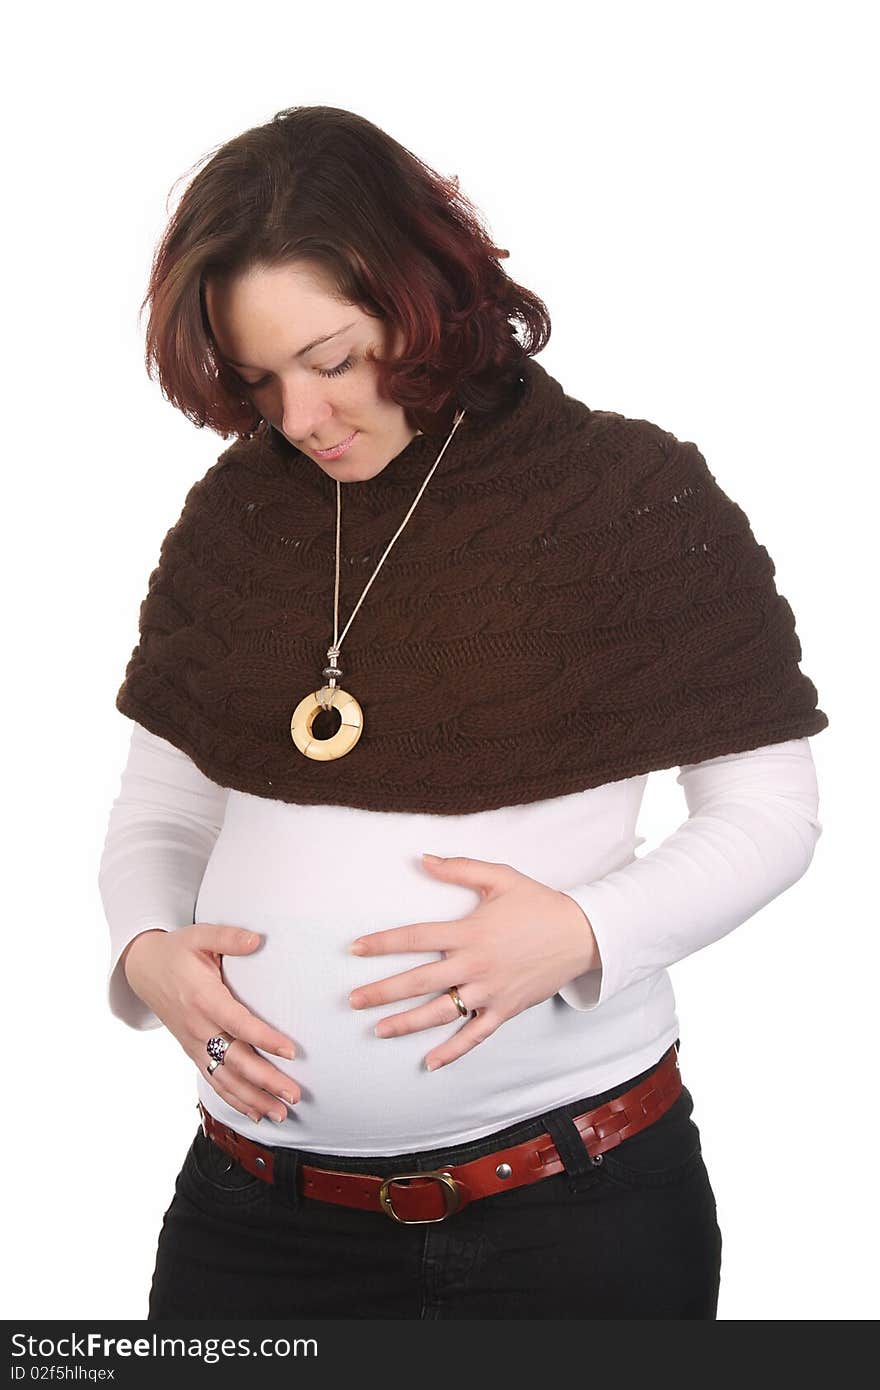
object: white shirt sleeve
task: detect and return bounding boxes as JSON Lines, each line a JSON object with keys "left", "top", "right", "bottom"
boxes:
{"left": 98, "top": 722, "right": 230, "bottom": 1030}
{"left": 557, "top": 737, "right": 824, "bottom": 1010}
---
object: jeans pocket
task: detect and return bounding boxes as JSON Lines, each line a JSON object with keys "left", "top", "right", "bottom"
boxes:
{"left": 181, "top": 1126, "right": 274, "bottom": 1209}
{"left": 600, "top": 1086, "right": 705, "bottom": 1190}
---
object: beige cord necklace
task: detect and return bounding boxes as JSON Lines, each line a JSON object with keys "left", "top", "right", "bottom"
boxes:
{"left": 290, "top": 408, "right": 468, "bottom": 760}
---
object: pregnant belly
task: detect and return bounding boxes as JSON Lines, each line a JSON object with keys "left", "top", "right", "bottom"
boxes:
{"left": 193, "top": 891, "right": 607, "bottom": 1155}
{"left": 190, "top": 794, "right": 651, "bottom": 1155}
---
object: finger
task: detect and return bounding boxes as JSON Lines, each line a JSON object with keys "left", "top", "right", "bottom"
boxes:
{"left": 208, "top": 994, "right": 297, "bottom": 1062}
{"left": 205, "top": 1062, "right": 289, "bottom": 1125}
{"left": 221, "top": 1039, "right": 301, "bottom": 1106}
{"left": 349, "top": 960, "right": 460, "bottom": 1010}
{"left": 351, "top": 920, "right": 463, "bottom": 956}
{"left": 423, "top": 1009, "right": 501, "bottom": 1072}
{"left": 189, "top": 922, "right": 264, "bottom": 956}
{"left": 203, "top": 1063, "right": 262, "bottom": 1123}
{"left": 201, "top": 1045, "right": 293, "bottom": 1125}
{"left": 373, "top": 988, "right": 483, "bottom": 1039}
{"left": 421, "top": 854, "right": 511, "bottom": 893}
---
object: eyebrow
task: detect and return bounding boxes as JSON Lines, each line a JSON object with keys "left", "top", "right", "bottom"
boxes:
{"left": 223, "top": 321, "right": 358, "bottom": 371}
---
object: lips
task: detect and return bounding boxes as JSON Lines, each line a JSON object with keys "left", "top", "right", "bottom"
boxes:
{"left": 313, "top": 430, "right": 359, "bottom": 460}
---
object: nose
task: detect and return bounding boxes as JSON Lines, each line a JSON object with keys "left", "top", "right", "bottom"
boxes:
{"left": 279, "top": 379, "right": 334, "bottom": 444}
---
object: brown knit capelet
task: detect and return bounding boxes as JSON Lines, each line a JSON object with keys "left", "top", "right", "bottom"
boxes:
{"left": 115, "top": 355, "right": 829, "bottom": 814}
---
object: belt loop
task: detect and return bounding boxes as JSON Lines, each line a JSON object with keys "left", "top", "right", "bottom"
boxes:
{"left": 539, "top": 1109, "right": 602, "bottom": 1194}
{"left": 270, "top": 1144, "right": 303, "bottom": 1212}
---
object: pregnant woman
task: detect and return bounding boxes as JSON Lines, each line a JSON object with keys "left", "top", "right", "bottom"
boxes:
{"left": 98, "top": 105, "right": 829, "bottom": 1320}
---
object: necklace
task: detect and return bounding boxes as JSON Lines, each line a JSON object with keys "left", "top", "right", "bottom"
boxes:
{"left": 290, "top": 409, "right": 468, "bottom": 760}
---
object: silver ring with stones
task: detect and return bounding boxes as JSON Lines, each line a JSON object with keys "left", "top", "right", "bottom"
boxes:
{"left": 206, "top": 1033, "right": 233, "bottom": 1066}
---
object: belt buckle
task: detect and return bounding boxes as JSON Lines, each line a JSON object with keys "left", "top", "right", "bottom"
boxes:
{"left": 378, "top": 1170, "right": 462, "bottom": 1224}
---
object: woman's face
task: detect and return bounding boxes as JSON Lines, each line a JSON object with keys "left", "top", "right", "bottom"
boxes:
{"left": 205, "top": 261, "right": 419, "bottom": 483}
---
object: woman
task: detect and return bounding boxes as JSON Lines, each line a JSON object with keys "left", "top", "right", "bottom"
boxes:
{"left": 98, "top": 105, "right": 828, "bottom": 1320}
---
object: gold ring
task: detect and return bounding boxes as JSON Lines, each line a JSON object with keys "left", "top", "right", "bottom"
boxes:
{"left": 447, "top": 986, "right": 469, "bottom": 1018}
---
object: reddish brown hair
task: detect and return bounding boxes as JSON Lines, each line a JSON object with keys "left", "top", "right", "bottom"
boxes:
{"left": 139, "top": 105, "right": 551, "bottom": 440}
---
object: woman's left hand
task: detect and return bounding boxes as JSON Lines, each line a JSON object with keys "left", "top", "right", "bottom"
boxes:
{"left": 347, "top": 854, "right": 600, "bottom": 1071}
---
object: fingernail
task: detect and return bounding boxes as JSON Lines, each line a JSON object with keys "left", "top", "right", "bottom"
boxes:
{"left": 350, "top": 940, "right": 366, "bottom": 954}
{"left": 277, "top": 1046, "right": 296, "bottom": 1059}
{"left": 422, "top": 853, "right": 441, "bottom": 863}
{"left": 425, "top": 1059, "right": 442, "bottom": 1071}
{"left": 271, "top": 1111, "right": 286, "bottom": 1124}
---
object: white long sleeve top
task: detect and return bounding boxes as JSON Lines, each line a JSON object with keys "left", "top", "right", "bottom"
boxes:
{"left": 98, "top": 723, "right": 822, "bottom": 1155}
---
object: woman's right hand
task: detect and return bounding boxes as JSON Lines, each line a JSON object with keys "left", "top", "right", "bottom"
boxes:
{"left": 121, "top": 924, "right": 300, "bottom": 1124}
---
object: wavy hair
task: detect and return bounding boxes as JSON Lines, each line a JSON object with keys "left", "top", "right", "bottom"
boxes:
{"left": 138, "top": 105, "right": 551, "bottom": 440}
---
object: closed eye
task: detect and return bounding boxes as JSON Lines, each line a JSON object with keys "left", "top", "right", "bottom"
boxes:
{"left": 242, "top": 355, "right": 355, "bottom": 390}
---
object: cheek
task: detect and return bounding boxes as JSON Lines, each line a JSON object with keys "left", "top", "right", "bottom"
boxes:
{"left": 350, "top": 367, "right": 384, "bottom": 414}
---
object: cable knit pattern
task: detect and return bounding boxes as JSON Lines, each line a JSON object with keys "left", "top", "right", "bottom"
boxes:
{"left": 115, "top": 356, "right": 829, "bottom": 812}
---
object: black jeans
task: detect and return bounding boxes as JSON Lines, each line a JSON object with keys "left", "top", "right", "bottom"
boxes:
{"left": 147, "top": 1043, "right": 722, "bottom": 1320}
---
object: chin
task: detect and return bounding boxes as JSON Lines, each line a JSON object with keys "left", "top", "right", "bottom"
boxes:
{"left": 333, "top": 465, "right": 386, "bottom": 483}
{"left": 322, "top": 453, "right": 390, "bottom": 482}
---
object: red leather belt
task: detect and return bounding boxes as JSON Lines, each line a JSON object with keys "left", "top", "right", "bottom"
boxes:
{"left": 197, "top": 1044, "right": 682, "bottom": 1224}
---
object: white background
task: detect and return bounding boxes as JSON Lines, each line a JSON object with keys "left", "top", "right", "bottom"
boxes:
{"left": 5, "top": 0, "right": 875, "bottom": 1321}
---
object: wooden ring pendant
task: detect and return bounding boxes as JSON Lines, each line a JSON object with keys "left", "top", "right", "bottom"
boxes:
{"left": 290, "top": 686, "right": 364, "bottom": 761}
